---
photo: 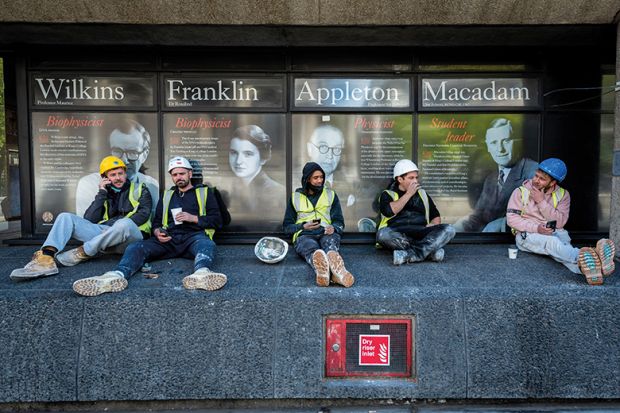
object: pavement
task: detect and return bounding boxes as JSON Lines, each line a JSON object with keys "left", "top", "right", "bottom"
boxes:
{"left": 1, "top": 244, "right": 619, "bottom": 403}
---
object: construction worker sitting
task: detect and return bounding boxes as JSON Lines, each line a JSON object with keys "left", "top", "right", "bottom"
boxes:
{"left": 376, "top": 159, "right": 456, "bottom": 265}
{"left": 72, "top": 156, "right": 228, "bottom": 296}
{"left": 10, "top": 156, "right": 152, "bottom": 281}
{"left": 283, "top": 162, "right": 354, "bottom": 287}
{"left": 506, "top": 157, "right": 615, "bottom": 285}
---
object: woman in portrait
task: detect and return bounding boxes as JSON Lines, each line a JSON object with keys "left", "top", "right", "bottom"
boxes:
{"left": 227, "top": 125, "right": 285, "bottom": 226}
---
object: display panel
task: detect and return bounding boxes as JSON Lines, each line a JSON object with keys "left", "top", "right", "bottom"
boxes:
{"left": 31, "top": 74, "right": 155, "bottom": 108}
{"left": 163, "top": 113, "right": 286, "bottom": 232}
{"left": 32, "top": 112, "right": 159, "bottom": 233}
{"left": 292, "top": 114, "right": 413, "bottom": 232}
{"left": 417, "top": 113, "right": 539, "bottom": 232}
{"left": 294, "top": 78, "right": 411, "bottom": 109}
{"left": 163, "top": 75, "right": 285, "bottom": 109}
{"left": 420, "top": 77, "right": 540, "bottom": 109}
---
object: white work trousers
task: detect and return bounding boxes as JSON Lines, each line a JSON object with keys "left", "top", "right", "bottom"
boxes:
{"left": 515, "top": 228, "right": 580, "bottom": 274}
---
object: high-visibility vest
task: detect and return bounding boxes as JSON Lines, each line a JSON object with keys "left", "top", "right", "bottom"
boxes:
{"left": 161, "top": 186, "right": 214, "bottom": 239}
{"left": 377, "top": 189, "right": 430, "bottom": 230}
{"left": 291, "top": 189, "right": 335, "bottom": 243}
{"left": 100, "top": 181, "right": 151, "bottom": 234}
{"left": 509, "top": 185, "right": 566, "bottom": 234}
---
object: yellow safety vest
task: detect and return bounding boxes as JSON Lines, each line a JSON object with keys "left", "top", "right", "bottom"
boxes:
{"left": 161, "top": 186, "right": 214, "bottom": 239}
{"left": 509, "top": 185, "right": 565, "bottom": 234}
{"left": 100, "top": 181, "right": 151, "bottom": 234}
{"left": 377, "top": 189, "right": 430, "bottom": 230}
{"left": 291, "top": 189, "right": 335, "bottom": 243}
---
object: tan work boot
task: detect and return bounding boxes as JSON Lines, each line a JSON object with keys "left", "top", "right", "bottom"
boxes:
{"left": 578, "top": 247, "right": 603, "bottom": 285}
{"left": 327, "top": 250, "right": 355, "bottom": 287}
{"left": 10, "top": 250, "right": 59, "bottom": 281}
{"left": 595, "top": 238, "right": 616, "bottom": 276}
{"left": 73, "top": 271, "right": 128, "bottom": 296}
{"left": 56, "top": 246, "right": 91, "bottom": 267}
{"left": 182, "top": 268, "right": 227, "bottom": 291}
{"left": 312, "top": 250, "right": 330, "bottom": 287}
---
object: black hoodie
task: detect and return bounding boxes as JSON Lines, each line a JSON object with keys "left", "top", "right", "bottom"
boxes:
{"left": 282, "top": 162, "right": 344, "bottom": 239}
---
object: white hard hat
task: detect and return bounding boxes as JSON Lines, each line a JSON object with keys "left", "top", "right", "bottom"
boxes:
{"left": 393, "top": 159, "right": 419, "bottom": 178}
{"left": 168, "top": 156, "right": 193, "bottom": 172}
{"left": 255, "top": 237, "right": 289, "bottom": 264}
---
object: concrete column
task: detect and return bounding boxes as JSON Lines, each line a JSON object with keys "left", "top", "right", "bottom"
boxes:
{"left": 610, "top": 22, "right": 620, "bottom": 255}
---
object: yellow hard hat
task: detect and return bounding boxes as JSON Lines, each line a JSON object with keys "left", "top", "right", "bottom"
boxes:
{"left": 99, "top": 156, "right": 126, "bottom": 176}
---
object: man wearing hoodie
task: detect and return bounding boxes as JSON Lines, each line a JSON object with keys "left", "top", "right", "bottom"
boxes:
{"left": 507, "top": 158, "right": 615, "bottom": 285}
{"left": 10, "top": 156, "right": 152, "bottom": 281}
{"left": 376, "top": 159, "right": 456, "bottom": 265}
{"left": 283, "top": 162, "right": 355, "bottom": 287}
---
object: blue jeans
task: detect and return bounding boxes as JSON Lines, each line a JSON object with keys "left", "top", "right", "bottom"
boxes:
{"left": 43, "top": 212, "right": 142, "bottom": 256}
{"left": 515, "top": 229, "right": 580, "bottom": 274}
{"left": 115, "top": 232, "right": 216, "bottom": 278}
{"left": 295, "top": 233, "right": 341, "bottom": 268}
{"left": 376, "top": 224, "right": 456, "bottom": 262}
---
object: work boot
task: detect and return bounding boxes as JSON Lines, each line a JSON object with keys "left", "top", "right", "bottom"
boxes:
{"left": 56, "top": 246, "right": 91, "bottom": 267}
{"left": 72, "top": 271, "right": 128, "bottom": 296}
{"left": 429, "top": 248, "right": 445, "bottom": 262}
{"left": 578, "top": 247, "right": 603, "bottom": 286}
{"left": 393, "top": 250, "right": 408, "bottom": 265}
{"left": 595, "top": 238, "right": 616, "bottom": 276}
{"left": 182, "top": 267, "right": 227, "bottom": 291}
{"left": 327, "top": 250, "right": 355, "bottom": 288}
{"left": 312, "top": 250, "right": 330, "bottom": 286}
{"left": 10, "top": 250, "right": 59, "bottom": 281}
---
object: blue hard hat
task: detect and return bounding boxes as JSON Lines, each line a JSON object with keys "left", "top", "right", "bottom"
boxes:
{"left": 538, "top": 158, "right": 567, "bottom": 182}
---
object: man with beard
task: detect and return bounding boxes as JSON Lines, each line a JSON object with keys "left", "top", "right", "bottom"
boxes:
{"left": 376, "top": 159, "right": 456, "bottom": 265}
{"left": 76, "top": 119, "right": 159, "bottom": 216}
{"left": 10, "top": 156, "right": 152, "bottom": 281}
{"left": 507, "top": 158, "right": 615, "bottom": 285}
{"left": 73, "top": 156, "right": 228, "bottom": 296}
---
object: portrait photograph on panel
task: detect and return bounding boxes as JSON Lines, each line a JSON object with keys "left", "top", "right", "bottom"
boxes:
{"left": 417, "top": 113, "right": 539, "bottom": 232}
{"left": 31, "top": 112, "right": 159, "bottom": 233}
{"left": 292, "top": 114, "right": 413, "bottom": 233}
{"left": 163, "top": 113, "right": 286, "bottom": 232}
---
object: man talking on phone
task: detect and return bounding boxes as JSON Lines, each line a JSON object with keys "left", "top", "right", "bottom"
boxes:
{"left": 73, "top": 156, "right": 228, "bottom": 296}
{"left": 376, "top": 159, "right": 456, "bottom": 265}
{"left": 10, "top": 156, "right": 152, "bottom": 281}
{"left": 507, "top": 158, "right": 615, "bottom": 285}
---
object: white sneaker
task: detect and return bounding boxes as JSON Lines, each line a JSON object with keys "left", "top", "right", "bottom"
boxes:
{"left": 10, "top": 251, "right": 59, "bottom": 281}
{"left": 73, "top": 271, "right": 127, "bottom": 296}
{"left": 57, "top": 246, "right": 91, "bottom": 267}
{"left": 182, "top": 268, "right": 227, "bottom": 291}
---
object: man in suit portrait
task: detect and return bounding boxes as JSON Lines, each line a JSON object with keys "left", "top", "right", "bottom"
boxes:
{"left": 453, "top": 118, "right": 538, "bottom": 232}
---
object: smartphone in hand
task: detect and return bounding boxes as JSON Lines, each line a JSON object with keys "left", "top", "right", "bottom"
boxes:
{"left": 312, "top": 219, "right": 321, "bottom": 224}
{"left": 545, "top": 220, "right": 557, "bottom": 230}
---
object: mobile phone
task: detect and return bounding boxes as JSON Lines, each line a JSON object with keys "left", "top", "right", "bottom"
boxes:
{"left": 312, "top": 219, "right": 321, "bottom": 224}
{"left": 545, "top": 220, "right": 557, "bottom": 230}
{"left": 159, "top": 227, "right": 169, "bottom": 237}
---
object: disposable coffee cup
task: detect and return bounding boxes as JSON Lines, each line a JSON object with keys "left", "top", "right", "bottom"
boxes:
{"left": 508, "top": 245, "right": 518, "bottom": 259}
{"left": 171, "top": 207, "right": 182, "bottom": 225}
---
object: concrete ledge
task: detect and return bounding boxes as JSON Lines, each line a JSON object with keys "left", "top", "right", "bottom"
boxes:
{"left": 0, "top": 245, "right": 618, "bottom": 402}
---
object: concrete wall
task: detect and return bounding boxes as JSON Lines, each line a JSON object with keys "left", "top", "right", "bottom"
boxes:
{"left": 0, "top": 0, "right": 618, "bottom": 25}
{"left": 612, "top": 23, "right": 620, "bottom": 253}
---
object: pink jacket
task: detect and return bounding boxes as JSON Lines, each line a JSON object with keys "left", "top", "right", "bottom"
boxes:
{"left": 506, "top": 179, "right": 571, "bottom": 233}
